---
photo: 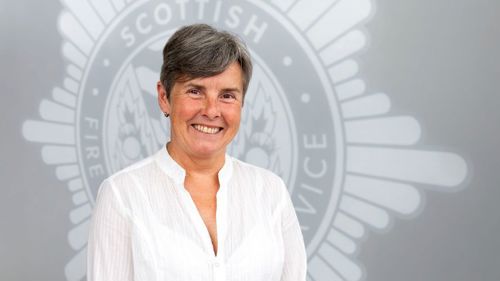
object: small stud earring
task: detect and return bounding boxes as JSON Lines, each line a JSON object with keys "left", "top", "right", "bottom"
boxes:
{"left": 164, "top": 112, "right": 170, "bottom": 118}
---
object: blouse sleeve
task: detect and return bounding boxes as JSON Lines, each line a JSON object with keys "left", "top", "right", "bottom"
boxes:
{"left": 87, "top": 179, "right": 134, "bottom": 281}
{"left": 279, "top": 179, "right": 307, "bottom": 281}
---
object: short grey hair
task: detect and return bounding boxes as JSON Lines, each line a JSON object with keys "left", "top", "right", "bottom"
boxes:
{"left": 160, "top": 24, "right": 253, "bottom": 101}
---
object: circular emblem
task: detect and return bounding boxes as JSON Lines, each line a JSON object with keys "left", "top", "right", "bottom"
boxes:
{"left": 78, "top": 0, "right": 343, "bottom": 255}
{"left": 22, "top": 0, "right": 468, "bottom": 280}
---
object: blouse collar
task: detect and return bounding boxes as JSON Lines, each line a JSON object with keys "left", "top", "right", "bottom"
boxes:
{"left": 154, "top": 145, "right": 233, "bottom": 189}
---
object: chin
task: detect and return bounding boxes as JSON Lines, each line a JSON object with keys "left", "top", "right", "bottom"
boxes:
{"left": 191, "top": 145, "right": 225, "bottom": 158}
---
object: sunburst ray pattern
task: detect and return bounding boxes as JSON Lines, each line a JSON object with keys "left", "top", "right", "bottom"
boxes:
{"left": 304, "top": 0, "right": 371, "bottom": 50}
{"left": 287, "top": 0, "right": 338, "bottom": 31}
{"left": 335, "top": 79, "right": 366, "bottom": 101}
{"left": 340, "top": 93, "right": 390, "bottom": 119}
{"left": 270, "top": 0, "right": 468, "bottom": 280}
{"left": 347, "top": 147, "right": 467, "bottom": 186}
{"left": 345, "top": 116, "right": 421, "bottom": 145}
{"left": 270, "top": 0, "right": 297, "bottom": 12}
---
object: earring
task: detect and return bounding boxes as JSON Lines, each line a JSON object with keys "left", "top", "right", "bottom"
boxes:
{"left": 164, "top": 112, "right": 170, "bottom": 118}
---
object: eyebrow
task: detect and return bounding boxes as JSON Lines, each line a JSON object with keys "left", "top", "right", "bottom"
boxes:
{"left": 184, "top": 82, "right": 242, "bottom": 94}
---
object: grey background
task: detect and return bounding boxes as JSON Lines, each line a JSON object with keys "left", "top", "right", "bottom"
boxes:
{"left": 1, "top": 0, "right": 499, "bottom": 280}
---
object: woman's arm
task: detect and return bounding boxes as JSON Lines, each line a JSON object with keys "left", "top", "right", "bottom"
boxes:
{"left": 279, "top": 180, "right": 307, "bottom": 281}
{"left": 87, "top": 179, "right": 134, "bottom": 281}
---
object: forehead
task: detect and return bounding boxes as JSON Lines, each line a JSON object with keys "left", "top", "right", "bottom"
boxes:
{"left": 176, "top": 62, "right": 244, "bottom": 90}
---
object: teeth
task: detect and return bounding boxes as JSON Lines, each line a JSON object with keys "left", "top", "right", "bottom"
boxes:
{"left": 193, "top": 124, "right": 221, "bottom": 134}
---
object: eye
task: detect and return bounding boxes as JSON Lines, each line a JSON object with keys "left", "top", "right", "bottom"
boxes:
{"left": 187, "top": 88, "right": 202, "bottom": 97}
{"left": 220, "top": 92, "right": 236, "bottom": 101}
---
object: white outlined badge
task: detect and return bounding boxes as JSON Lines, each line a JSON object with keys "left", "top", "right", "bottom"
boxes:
{"left": 22, "top": 0, "right": 468, "bottom": 280}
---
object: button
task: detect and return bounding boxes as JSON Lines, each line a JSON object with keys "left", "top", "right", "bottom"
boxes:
{"left": 214, "top": 262, "right": 220, "bottom": 267}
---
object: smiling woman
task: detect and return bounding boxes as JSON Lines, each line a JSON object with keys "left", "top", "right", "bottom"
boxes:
{"left": 86, "top": 24, "right": 307, "bottom": 281}
{"left": 158, "top": 62, "right": 244, "bottom": 161}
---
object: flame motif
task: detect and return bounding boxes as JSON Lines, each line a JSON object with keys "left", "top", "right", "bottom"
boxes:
{"left": 230, "top": 81, "right": 285, "bottom": 176}
{"left": 108, "top": 65, "right": 159, "bottom": 171}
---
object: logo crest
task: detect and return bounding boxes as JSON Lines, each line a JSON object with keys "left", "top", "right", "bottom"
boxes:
{"left": 22, "top": 0, "right": 468, "bottom": 280}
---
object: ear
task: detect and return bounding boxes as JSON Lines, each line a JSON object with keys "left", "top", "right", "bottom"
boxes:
{"left": 157, "top": 81, "right": 170, "bottom": 115}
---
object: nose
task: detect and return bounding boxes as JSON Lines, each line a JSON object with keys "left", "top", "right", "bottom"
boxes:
{"left": 201, "top": 96, "right": 220, "bottom": 119}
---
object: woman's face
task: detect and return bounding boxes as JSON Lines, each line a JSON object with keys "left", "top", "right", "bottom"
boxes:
{"left": 158, "top": 62, "right": 244, "bottom": 160}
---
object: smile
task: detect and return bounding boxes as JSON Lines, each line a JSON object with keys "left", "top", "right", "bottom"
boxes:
{"left": 192, "top": 124, "right": 222, "bottom": 134}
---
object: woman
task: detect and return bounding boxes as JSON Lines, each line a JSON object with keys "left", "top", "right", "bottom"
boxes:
{"left": 87, "top": 24, "right": 306, "bottom": 281}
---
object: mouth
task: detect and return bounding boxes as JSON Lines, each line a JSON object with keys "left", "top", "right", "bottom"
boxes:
{"left": 192, "top": 124, "right": 223, "bottom": 134}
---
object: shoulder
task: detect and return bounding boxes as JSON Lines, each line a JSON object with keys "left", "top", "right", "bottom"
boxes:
{"left": 231, "top": 156, "right": 281, "bottom": 180}
{"left": 109, "top": 153, "right": 157, "bottom": 181}
{"left": 95, "top": 154, "right": 158, "bottom": 214}
{"left": 230, "top": 156, "right": 288, "bottom": 196}
{"left": 98, "top": 154, "right": 157, "bottom": 196}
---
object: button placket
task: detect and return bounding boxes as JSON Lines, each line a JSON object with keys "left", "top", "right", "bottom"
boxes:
{"left": 212, "top": 257, "right": 226, "bottom": 281}
{"left": 213, "top": 187, "right": 227, "bottom": 281}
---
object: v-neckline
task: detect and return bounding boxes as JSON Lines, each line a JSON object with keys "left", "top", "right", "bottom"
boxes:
{"left": 181, "top": 183, "right": 227, "bottom": 258}
{"left": 154, "top": 148, "right": 233, "bottom": 258}
{"left": 184, "top": 189, "right": 219, "bottom": 256}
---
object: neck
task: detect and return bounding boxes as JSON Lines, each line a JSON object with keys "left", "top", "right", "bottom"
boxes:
{"left": 166, "top": 142, "right": 225, "bottom": 177}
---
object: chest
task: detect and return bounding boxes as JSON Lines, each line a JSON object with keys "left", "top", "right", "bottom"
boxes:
{"left": 184, "top": 177, "right": 219, "bottom": 253}
{"left": 130, "top": 174, "right": 286, "bottom": 280}
{"left": 131, "top": 211, "right": 284, "bottom": 281}
{"left": 189, "top": 193, "right": 217, "bottom": 236}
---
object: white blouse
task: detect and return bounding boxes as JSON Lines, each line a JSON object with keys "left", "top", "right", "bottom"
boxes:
{"left": 87, "top": 148, "right": 307, "bottom": 281}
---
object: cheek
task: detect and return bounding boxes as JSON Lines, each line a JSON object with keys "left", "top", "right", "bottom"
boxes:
{"left": 226, "top": 107, "right": 242, "bottom": 126}
{"left": 173, "top": 101, "right": 199, "bottom": 120}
